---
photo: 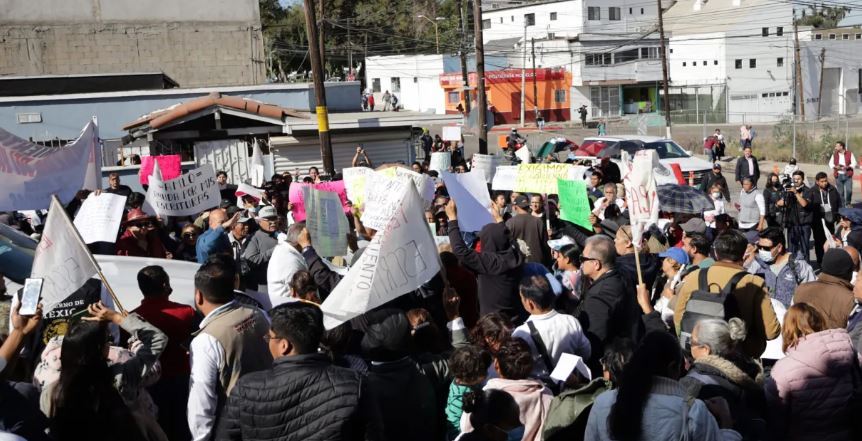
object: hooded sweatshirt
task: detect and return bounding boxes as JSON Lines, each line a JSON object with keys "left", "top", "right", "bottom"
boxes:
{"left": 461, "top": 378, "right": 553, "bottom": 441}
{"left": 449, "top": 222, "right": 525, "bottom": 319}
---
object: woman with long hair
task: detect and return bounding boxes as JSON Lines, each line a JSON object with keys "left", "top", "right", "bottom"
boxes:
{"left": 585, "top": 332, "right": 739, "bottom": 440}
{"left": 41, "top": 302, "right": 167, "bottom": 441}
{"left": 765, "top": 303, "right": 861, "bottom": 440}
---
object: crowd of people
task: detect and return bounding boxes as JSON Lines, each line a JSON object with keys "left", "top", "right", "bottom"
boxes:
{"left": 2, "top": 136, "right": 862, "bottom": 441}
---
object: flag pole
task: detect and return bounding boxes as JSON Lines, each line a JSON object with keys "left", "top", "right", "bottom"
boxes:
{"left": 51, "top": 195, "right": 127, "bottom": 315}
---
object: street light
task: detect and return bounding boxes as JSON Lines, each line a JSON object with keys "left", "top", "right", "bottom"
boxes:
{"left": 417, "top": 15, "right": 445, "bottom": 54}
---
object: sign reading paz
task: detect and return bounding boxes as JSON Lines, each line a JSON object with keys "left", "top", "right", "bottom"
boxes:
{"left": 146, "top": 165, "right": 221, "bottom": 217}
{"left": 513, "top": 163, "right": 573, "bottom": 194}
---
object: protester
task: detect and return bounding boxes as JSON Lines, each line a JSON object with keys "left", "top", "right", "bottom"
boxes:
{"left": 227, "top": 216, "right": 251, "bottom": 266}
{"left": 242, "top": 205, "right": 279, "bottom": 291}
{"left": 216, "top": 171, "right": 238, "bottom": 202}
{"left": 590, "top": 183, "right": 625, "bottom": 222}
{"left": 116, "top": 209, "right": 168, "bottom": 258}
{"left": 267, "top": 222, "right": 309, "bottom": 304}
{"left": 765, "top": 303, "right": 861, "bottom": 440}
{"left": 585, "top": 331, "right": 740, "bottom": 440}
{"left": 104, "top": 172, "right": 133, "bottom": 197}
{"left": 551, "top": 242, "right": 580, "bottom": 295}
{"left": 529, "top": 194, "right": 544, "bottom": 219}
{"left": 792, "top": 247, "right": 856, "bottom": 329}
{"left": 830, "top": 141, "right": 856, "bottom": 206}
{"left": 196, "top": 208, "right": 240, "bottom": 263}
{"left": 808, "top": 171, "right": 841, "bottom": 264}
{"left": 763, "top": 173, "right": 784, "bottom": 227}
{"left": 614, "top": 225, "right": 661, "bottom": 294}
{"left": 745, "top": 226, "right": 815, "bottom": 308}
{"left": 682, "top": 232, "right": 714, "bottom": 270}
{"left": 308, "top": 167, "right": 322, "bottom": 184}
{"left": 505, "top": 195, "right": 551, "bottom": 266}
{"left": 188, "top": 258, "right": 271, "bottom": 441}
{"left": 446, "top": 345, "right": 492, "bottom": 440}
{"left": 700, "top": 163, "right": 731, "bottom": 201}
{"left": 459, "top": 389, "right": 522, "bottom": 441}
{"left": 175, "top": 224, "right": 202, "bottom": 262}
{"left": 735, "top": 177, "right": 766, "bottom": 232}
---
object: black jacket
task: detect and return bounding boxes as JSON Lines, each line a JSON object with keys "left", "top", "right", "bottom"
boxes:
{"left": 366, "top": 357, "right": 439, "bottom": 441}
{"left": 807, "top": 184, "right": 841, "bottom": 222}
{"left": 699, "top": 172, "right": 731, "bottom": 201}
{"left": 575, "top": 270, "right": 643, "bottom": 367}
{"left": 616, "top": 252, "right": 661, "bottom": 295}
{"left": 734, "top": 156, "right": 760, "bottom": 185}
{"left": 448, "top": 222, "right": 525, "bottom": 320}
{"left": 215, "top": 353, "right": 379, "bottom": 441}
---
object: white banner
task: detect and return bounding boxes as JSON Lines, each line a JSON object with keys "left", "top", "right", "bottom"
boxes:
{"left": 441, "top": 170, "right": 494, "bottom": 232}
{"left": 249, "top": 139, "right": 266, "bottom": 187}
{"left": 491, "top": 165, "right": 519, "bottom": 191}
{"left": 623, "top": 150, "right": 660, "bottom": 246}
{"left": 430, "top": 152, "right": 451, "bottom": 173}
{"left": 321, "top": 184, "right": 440, "bottom": 329}
{"left": 73, "top": 193, "right": 126, "bottom": 244}
{"left": 194, "top": 139, "right": 249, "bottom": 186}
{"left": 146, "top": 165, "right": 221, "bottom": 217}
{"left": 471, "top": 154, "right": 499, "bottom": 183}
{"left": 303, "top": 186, "right": 349, "bottom": 257}
{"left": 0, "top": 120, "right": 99, "bottom": 211}
{"left": 31, "top": 196, "right": 100, "bottom": 312}
{"left": 361, "top": 172, "right": 411, "bottom": 231}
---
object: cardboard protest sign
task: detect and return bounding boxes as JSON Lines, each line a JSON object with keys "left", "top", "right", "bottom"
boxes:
{"left": 343, "top": 167, "right": 372, "bottom": 209}
{"left": 557, "top": 179, "right": 593, "bottom": 231}
{"left": 513, "top": 163, "right": 573, "bottom": 194}
{"left": 146, "top": 165, "right": 221, "bottom": 217}
{"left": 73, "top": 193, "right": 127, "bottom": 244}
{"left": 321, "top": 184, "right": 440, "bottom": 329}
{"left": 288, "top": 181, "right": 350, "bottom": 222}
{"left": 515, "top": 146, "right": 532, "bottom": 163}
{"left": 441, "top": 170, "right": 494, "bottom": 232}
{"left": 0, "top": 120, "right": 98, "bottom": 211}
{"left": 491, "top": 165, "right": 518, "bottom": 191}
{"left": 442, "top": 126, "right": 462, "bottom": 141}
{"left": 303, "top": 186, "right": 349, "bottom": 257}
{"left": 623, "top": 150, "right": 660, "bottom": 246}
{"left": 31, "top": 196, "right": 99, "bottom": 312}
{"left": 361, "top": 172, "right": 410, "bottom": 231}
{"left": 139, "top": 155, "right": 181, "bottom": 185}
{"left": 430, "top": 152, "right": 451, "bottom": 172}
{"left": 471, "top": 154, "right": 499, "bottom": 183}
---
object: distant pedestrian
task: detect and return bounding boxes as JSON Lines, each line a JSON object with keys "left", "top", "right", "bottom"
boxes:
{"left": 368, "top": 93, "right": 375, "bottom": 111}
{"left": 714, "top": 128, "right": 725, "bottom": 160}
{"left": 830, "top": 141, "right": 856, "bottom": 206}
{"left": 578, "top": 105, "right": 588, "bottom": 128}
{"left": 361, "top": 93, "right": 368, "bottom": 111}
{"left": 383, "top": 90, "right": 391, "bottom": 111}
{"left": 739, "top": 124, "right": 752, "bottom": 149}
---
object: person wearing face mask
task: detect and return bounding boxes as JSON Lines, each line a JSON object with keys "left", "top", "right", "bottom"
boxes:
{"left": 762, "top": 173, "right": 784, "bottom": 227}
{"left": 744, "top": 227, "right": 815, "bottom": 308}
{"left": 734, "top": 177, "right": 766, "bottom": 233}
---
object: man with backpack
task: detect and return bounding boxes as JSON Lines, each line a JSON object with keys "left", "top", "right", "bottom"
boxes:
{"left": 673, "top": 230, "right": 781, "bottom": 358}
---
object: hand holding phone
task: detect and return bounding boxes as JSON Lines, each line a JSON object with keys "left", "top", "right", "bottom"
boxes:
{"left": 19, "top": 278, "right": 43, "bottom": 316}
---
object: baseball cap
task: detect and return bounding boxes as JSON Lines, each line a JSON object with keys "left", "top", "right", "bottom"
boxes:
{"left": 744, "top": 229, "right": 760, "bottom": 245}
{"left": 712, "top": 163, "right": 721, "bottom": 170}
{"left": 680, "top": 218, "right": 707, "bottom": 235}
{"left": 257, "top": 205, "right": 278, "bottom": 219}
{"left": 514, "top": 194, "right": 530, "bottom": 210}
{"left": 547, "top": 236, "right": 575, "bottom": 251}
{"left": 658, "top": 247, "right": 690, "bottom": 265}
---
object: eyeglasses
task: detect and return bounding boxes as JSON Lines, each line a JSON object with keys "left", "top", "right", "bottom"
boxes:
{"left": 578, "top": 256, "right": 598, "bottom": 265}
{"left": 133, "top": 221, "right": 155, "bottom": 228}
{"left": 182, "top": 232, "right": 198, "bottom": 239}
{"left": 263, "top": 333, "right": 284, "bottom": 343}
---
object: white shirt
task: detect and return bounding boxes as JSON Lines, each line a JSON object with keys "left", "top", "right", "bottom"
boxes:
{"left": 512, "top": 310, "right": 591, "bottom": 376}
{"left": 703, "top": 198, "right": 727, "bottom": 229}
{"left": 737, "top": 191, "right": 766, "bottom": 229}
{"left": 746, "top": 157, "right": 755, "bottom": 176}
{"left": 828, "top": 150, "right": 857, "bottom": 173}
{"left": 266, "top": 240, "right": 308, "bottom": 305}
{"left": 188, "top": 301, "right": 235, "bottom": 441}
{"left": 592, "top": 197, "right": 626, "bottom": 220}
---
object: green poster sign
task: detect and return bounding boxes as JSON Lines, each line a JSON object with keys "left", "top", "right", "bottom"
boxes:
{"left": 557, "top": 179, "right": 593, "bottom": 232}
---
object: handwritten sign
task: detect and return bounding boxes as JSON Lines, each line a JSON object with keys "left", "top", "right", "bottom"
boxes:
{"left": 394, "top": 167, "right": 436, "bottom": 204}
{"left": 146, "top": 165, "right": 221, "bottom": 217}
{"left": 624, "top": 150, "right": 660, "bottom": 247}
{"left": 557, "top": 179, "right": 593, "bottom": 231}
{"left": 303, "top": 186, "right": 349, "bottom": 257}
{"left": 442, "top": 126, "right": 462, "bottom": 141}
{"left": 139, "top": 155, "right": 181, "bottom": 185}
{"left": 491, "top": 165, "right": 518, "bottom": 191}
{"left": 514, "top": 163, "right": 573, "bottom": 194}
{"left": 73, "top": 193, "right": 126, "bottom": 244}
{"left": 430, "top": 152, "right": 451, "bottom": 173}
{"left": 361, "top": 172, "right": 410, "bottom": 231}
{"left": 441, "top": 170, "right": 494, "bottom": 232}
{"left": 343, "top": 167, "right": 372, "bottom": 209}
{"left": 472, "top": 154, "right": 499, "bottom": 183}
{"left": 288, "top": 181, "right": 350, "bottom": 222}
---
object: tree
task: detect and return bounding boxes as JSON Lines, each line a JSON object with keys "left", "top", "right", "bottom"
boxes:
{"left": 796, "top": 4, "right": 851, "bottom": 29}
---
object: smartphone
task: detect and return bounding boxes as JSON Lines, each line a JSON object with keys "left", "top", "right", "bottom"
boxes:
{"left": 20, "top": 278, "right": 43, "bottom": 316}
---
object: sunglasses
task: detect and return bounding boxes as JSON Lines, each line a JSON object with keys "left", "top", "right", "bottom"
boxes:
{"left": 756, "top": 244, "right": 776, "bottom": 251}
{"left": 132, "top": 221, "right": 155, "bottom": 228}
{"left": 182, "top": 232, "right": 198, "bottom": 239}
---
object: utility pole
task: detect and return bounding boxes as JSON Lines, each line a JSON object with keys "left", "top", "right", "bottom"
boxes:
{"left": 793, "top": 16, "right": 805, "bottom": 120}
{"left": 817, "top": 48, "right": 826, "bottom": 120}
{"left": 318, "top": 0, "right": 325, "bottom": 72}
{"left": 303, "top": 0, "right": 334, "bottom": 176}
{"left": 473, "top": 0, "right": 488, "bottom": 154}
{"left": 456, "top": 0, "right": 471, "bottom": 115}
{"left": 531, "top": 38, "right": 539, "bottom": 123}
{"left": 520, "top": 24, "right": 527, "bottom": 127}
{"left": 657, "top": 0, "right": 672, "bottom": 138}
{"left": 347, "top": 17, "right": 352, "bottom": 75}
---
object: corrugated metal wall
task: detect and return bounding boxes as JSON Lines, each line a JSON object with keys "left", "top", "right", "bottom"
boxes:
{"left": 271, "top": 128, "right": 414, "bottom": 177}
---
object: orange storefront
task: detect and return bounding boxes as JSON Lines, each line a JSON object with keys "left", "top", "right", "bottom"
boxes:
{"left": 440, "top": 68, "right": 571, "bottom": 124}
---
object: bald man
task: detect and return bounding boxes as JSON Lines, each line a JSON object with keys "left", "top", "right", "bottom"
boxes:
{"left": 196, "top": 208, "right": 239, "bottom": 263}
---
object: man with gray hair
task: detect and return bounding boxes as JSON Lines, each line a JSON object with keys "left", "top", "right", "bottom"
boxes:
{"left": 576, "top": 235, "right": 643, "bottom": 369}
{"left": 267, "top": 221, "right": 309, "bottom": 305}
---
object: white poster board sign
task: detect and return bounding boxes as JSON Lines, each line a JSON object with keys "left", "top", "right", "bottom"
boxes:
{"left": 146, "top": 165, "right": 221, "bottom": 217}
{"left": 361, "top": 172, "right": 410, "bottom": 231}
{"left": 441, "top": 171, "right": 494, "bottom": 232}
{"left": 73, "top": 193, "right": 126, "bottom": 244}
{"left": 303, "top": 186, "right": 349, "bottom": 257}
{"left": 442, "top": 126, "right": 462, "bottom": 141}
{"left": 430, "top": 152, "right": 452, "bottom": 173}
{"left": 491, "top": 165, "right": 519, "bottom": 191}
{"left": 471, "top": 154, "right": 499, "bottom": 183}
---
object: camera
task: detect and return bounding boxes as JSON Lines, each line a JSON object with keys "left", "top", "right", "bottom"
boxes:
{"left": 779, "top": 174, "right": 793, "bottom": 190}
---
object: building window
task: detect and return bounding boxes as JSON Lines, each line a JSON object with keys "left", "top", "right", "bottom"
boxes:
{"left": 783, "top": 91, "right": 789, "bottom": 96}
{"left": 777, "top": 57, "right": 784, "bottom": 67}
{"left": 550, "top": 12, "right": 557, "bottom": 21}
{"left": 448, "top": 91, "right": 460, "bottom": 103}
{"left": 735, "top": 59, "right": 742, "bottom": 69}
{"left": 843, "top": 33, "right": 850, "bottom": 40}
{"left": 525, "top": 13, "right": 535, "bottom": 26}
{"left": 629, "top": 7, "right": 633, "bottom": 14}
{"left": 413, "top": 77, "right": 418, "bottom": 83}
{"left": 669, "top": 48, "right": 673, "bottom": 53}
{"left": 511, "top": 16, "right": 514, "bottom": 22}
{"left": 856, "top": 34, "right": 862, "bottom": 39}
{"left": 609, "top": 7, "right": 621, "bottom": 20}
{"left": 586, "top": 53, "right": 611, "bottom": 65}
{"left": 391, "top": 77, "right": 400, "bottom": 93}
{"left": 703, "top": 60, "right": 707, "bottom": 66}
{"left": 762, "top": 93, "right": 769, "bottom": 98}
{"left": 815, "top": 34, "right": 822, "bottom": 40}
{"left": 829, "top": 33, "right": 836, "bottom": 40}
{"left": 554, "top": 90, "right": 566, "bottom": 103}
{"left": 640, "top": 47, "right": 659, "bottom": 59}
{"left": 762, "top": 27, "right": 769, "bottom": 36}
{"left": 548, "top": 32, "right": 555, "bottom": 39}
{"left": 714, "top": 60, "right": 718, "bottom": 65}
{"left": 372, "top": 78, "right": 381, "bottom": 92}
{"left": 499, "top": 17, "right": 503, "bottom": 23}
{"left": 615, "top": 49, "right": 639, "bottom": 63}
{"left": 777, "top": 27, "right": 784, "bottom": 36}
{"left": 482, "top": 19, "right": 491, "bottom": 29}
{"left": 16, "top": 112, "right": 42, "bottom": 124}
{"left": 749, "top": 59, "right": 756, "bottom": 68}
{"left": 682, "top": 62, "right": 687, "bottom": 67}
{"left": 641, "top": 8, "right": 644, "bottom": 14}
{"left": 588, "top": 7, "right": 601, "bottom": 20}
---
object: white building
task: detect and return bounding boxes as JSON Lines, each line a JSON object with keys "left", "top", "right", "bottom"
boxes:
{"left": 799, "top": 27, "right": 862, "bottom": 118}
{"left": 665, "top": 0, "right": 797, "bottom": 123}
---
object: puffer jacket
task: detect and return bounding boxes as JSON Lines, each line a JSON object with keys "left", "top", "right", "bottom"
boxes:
{"left": 681, "top": 354, "right": 767, "bottom": 440}
{"left": 215, "top": 353, "right": 377, "bottom": 441}
{"left": 765, "top": 329, "right": 862, "bottom": 441}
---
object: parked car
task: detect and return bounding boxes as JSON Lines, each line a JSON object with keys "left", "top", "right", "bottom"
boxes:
{"left": 577, "top": 135, "right": 714, "bottom": 185}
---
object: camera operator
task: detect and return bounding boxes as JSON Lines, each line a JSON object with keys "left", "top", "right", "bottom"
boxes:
{"left": 808, "top": 172, "right": 842, "bottom": 265}
{"left": 776, "top": 170, "right": 813, "bottom": 261}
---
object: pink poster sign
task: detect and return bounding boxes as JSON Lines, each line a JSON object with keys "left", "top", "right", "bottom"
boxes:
{"left": 288, "top": 180, "right": 350, "bottom": 221}
{"left": 140, "top": 155, "right": 182, "bottom": 185}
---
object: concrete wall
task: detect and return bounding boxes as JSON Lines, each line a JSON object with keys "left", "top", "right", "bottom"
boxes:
{"left": 0, "top": 0, "right": 264, "bottom": 87}
{"left": 800, "top": 37, "right": 862, "bottom": 119}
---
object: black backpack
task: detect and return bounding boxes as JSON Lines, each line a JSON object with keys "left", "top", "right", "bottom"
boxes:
{"left": 679, "top": 268, "right": 748, "bottom": 351}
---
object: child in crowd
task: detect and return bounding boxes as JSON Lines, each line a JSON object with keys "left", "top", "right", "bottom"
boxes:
{"left": 445, "top": 345, "right": 492, "bottom": 440}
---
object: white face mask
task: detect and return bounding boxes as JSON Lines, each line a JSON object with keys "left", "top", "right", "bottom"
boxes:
{"left": 711, "top": 192, "right": 722, "bottom": 199}
{"left": 758, "top": 249, "right": 775, "bottom": 263}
